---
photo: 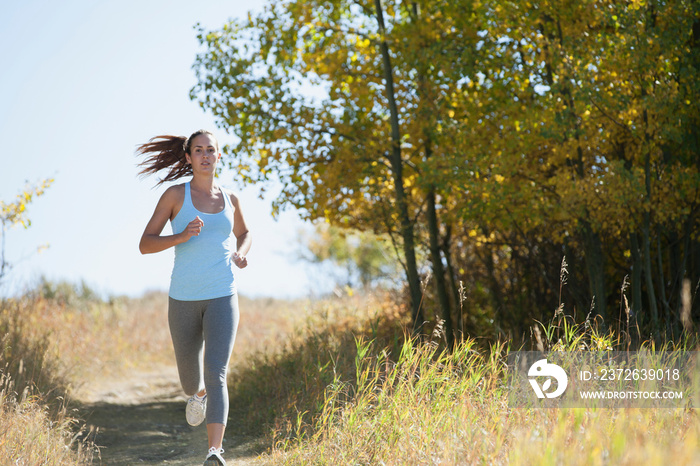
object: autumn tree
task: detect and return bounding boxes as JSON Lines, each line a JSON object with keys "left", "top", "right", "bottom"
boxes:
{"left": 299, "top": 222, "right": 401, "bottom": 289}
{"left": 0, "top": 179, "right": 53, "bottom": 284}
{"left": 192, "top": 0, "right": 700, "bottom": 341}
{"left": 192, "top": 0, "right": 436, "bottom": 329}
{"left": 454, "top": 0, "right": 700, "bottom": 337}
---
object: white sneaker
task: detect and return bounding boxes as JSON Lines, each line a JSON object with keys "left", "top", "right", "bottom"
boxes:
{"left": 203, "top": 447, "right": 226, "bottom": 465}
{"left": 186, "top": 394, "right": 206, "bottom": 426}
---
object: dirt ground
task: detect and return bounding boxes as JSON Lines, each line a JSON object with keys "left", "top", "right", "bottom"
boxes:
{"left": 77, "top": 367, "right": 266, "bottom": 465}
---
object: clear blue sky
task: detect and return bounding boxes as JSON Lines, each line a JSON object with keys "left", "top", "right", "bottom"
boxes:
{"left": 0, "top": 0, "right": 326, "bottom": 298}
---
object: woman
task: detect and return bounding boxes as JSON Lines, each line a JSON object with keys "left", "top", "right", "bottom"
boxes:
{"left": 137, "top": 130, "right": 251, "bottom": 466}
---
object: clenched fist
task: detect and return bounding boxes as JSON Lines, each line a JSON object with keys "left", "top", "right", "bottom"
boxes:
{"left": 232, "top": 251, "right": 248, "bottom": 269}
{"left": 181, "top": 216, "right": 204, "bottom": 240}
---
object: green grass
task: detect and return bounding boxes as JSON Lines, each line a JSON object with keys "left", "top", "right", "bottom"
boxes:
{"left": 226, "top": 292, "right": 406, "bottom": 441}
{"left": 226, "top": 292, "right": 699, "bottom": 465}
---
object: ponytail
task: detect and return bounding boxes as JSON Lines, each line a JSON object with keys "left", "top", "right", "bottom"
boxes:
{"left": 136, "top": 130, "right": 217, "bottom": 185}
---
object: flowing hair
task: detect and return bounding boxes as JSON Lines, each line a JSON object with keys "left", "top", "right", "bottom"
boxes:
{"left": 136, "top": 130, "right": 217, "bottom": 185}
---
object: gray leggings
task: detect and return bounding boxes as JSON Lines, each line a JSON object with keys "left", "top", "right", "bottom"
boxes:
{"left": 168, "top": 294, "right": 239, "bottom": 425}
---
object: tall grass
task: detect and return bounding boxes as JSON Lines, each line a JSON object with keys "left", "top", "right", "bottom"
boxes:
{"left": 0, "top": 296, "right": 69, "bottom": 415}
{"left": 271, "top": 324, "right": 698, "bottom": 464}
{"left": 0, "top": 280, "right": 173, "bottom": 464}
{"left": 225, "top": 289, "right": 699, "bottom": 465}
{"left": 0, "top": 287, "right": 95, "bottom": 464}
{"left": 226, "top": 292, "right": 406, "bottom": 440}
{"left": 25, "top": 281, "right": 174, "bottom": 387}
{"left": 266, "top": 331, "right": 511, "bottom": 464}
{"left": 2, "top": 275, "right": 697, "bottom": 464}
{"left": 0, "top": 374, "right": 89, "bottom": 465}
{"left": 290, "top": 335, "right": 510, "bottom": 464}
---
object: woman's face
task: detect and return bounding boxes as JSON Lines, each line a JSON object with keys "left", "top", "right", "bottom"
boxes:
{"left": 186, "top": 133, "right": 220, "bottom": 174}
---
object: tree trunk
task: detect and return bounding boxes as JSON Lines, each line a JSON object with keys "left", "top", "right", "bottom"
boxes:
{"left": 641, "top": 97, "right": 660, "bottom": 336}
{"left": 539, "top": 15, "right": 607, "bottom": 323}
{"left": 674, "top": 217, "right": 694, "bottom": 336}
{"left": 656, "top": 233, "right": 671, "bottom": 336}
{"left": 478, "top": 234, "right": 506, "bottom": 329}
{"left": 630, "top": 233, "right": 643, "bottom": 338}
{"left": 427, "top": 188, "right": 454, "bottom": 347}
{"left": 374, "top": 0, "right": 424, "bottom": 330}
{"left": 407, "top": 0, "right": 454, "bottom": 344}
{"left": 640, "top": 2, "right": 661, "bottom": 339}
{"left": 581, "top": 224, "right": 606, "bottom": 322}
{"left": 641, "top": 212, "right": 660, "bottom": 334}
{"left": 442, "top": 225, "right": 463, "bottom": 338}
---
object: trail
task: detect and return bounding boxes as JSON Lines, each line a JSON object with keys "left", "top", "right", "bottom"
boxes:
{"left": 78, "top": 366, "right": 264, "bottom": 465}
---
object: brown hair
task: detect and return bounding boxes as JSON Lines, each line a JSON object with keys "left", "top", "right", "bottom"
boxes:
{"left": 136, "top": 130, "right": 218, "bottom": 184}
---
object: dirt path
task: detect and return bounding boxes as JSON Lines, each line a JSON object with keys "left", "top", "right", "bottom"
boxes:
{"left": 78, "top": 366, "right": 265, "bottom": 465}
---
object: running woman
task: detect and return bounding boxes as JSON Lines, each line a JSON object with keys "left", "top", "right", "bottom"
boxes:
{"left": 137, "top": 130, "right": 251, "bottom": 466}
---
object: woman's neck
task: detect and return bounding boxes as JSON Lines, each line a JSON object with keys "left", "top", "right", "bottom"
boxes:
{"left": 190, "top": 175, "right": 217, "bottom": 193}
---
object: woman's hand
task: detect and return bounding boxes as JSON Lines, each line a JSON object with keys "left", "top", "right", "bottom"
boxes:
{"left": 181, "top": 216, "right": 204, "bottom": 240}
{"left": 140, "top": 186, "right": 200, "bottom": 254}
{"left": 232, "top": 252, "right": 248, "bottom": 269}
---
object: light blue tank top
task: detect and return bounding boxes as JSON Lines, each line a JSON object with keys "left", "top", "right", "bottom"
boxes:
{"left": 169, "top": 182, "right": 236, "bottom": 301}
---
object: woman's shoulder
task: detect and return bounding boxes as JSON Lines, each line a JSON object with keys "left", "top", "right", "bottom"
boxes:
{"left": 159, "top": 183, "right": 187, "bottom": 205}
{"left": 164, "top": 182, "right": 187, "bottom": 195}
{"left": 220, "top": 186, "right": 241, "bottom": 207}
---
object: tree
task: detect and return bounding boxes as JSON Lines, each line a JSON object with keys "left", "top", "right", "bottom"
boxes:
{"left": 299, "top": 222, "right": 402, "bottom": 289}
{"left": 191, "top": 0, "right": 700, "bottom": 341}
{"left": 461, "top": 0, "right": 700, "bottom": 336}
{"left": 192, "top": 0, "right": 432, "bottom": 328}
{"left": 0, "top": 179, "right": 53, "bottom": 284}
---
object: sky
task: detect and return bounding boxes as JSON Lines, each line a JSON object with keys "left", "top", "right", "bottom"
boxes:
{"left": 0, "top": 0, "right": 327, "bottom": 299}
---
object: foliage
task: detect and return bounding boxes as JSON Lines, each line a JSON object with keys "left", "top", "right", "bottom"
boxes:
{"left": 191, "top": 0, "right": 432, "bottom": 325}
{"left": 0, "top": 179, "right": 53, "bottom": 284}
{"left": 192, "top": 0, "right": 700, "bottom": 341}
{"left": 298, "top": 222, "right": 402, "bottom": 289}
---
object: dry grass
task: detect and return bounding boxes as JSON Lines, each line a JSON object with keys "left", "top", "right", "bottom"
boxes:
{"left": 226, "top": 291, "right": 406, "bottom": 440}
{"left": 0, "top": 279, "right": 368, "bottom": 464}
{"left": 508, "top": 408, "right": 699, "bottom": 465}
{"left": 15, "top": 284, "right": 174, "bottom": 397}
{"left": 234, "top": 295, "right": 319, "bottom": 359}
{"left": 2, "top": 277, "right": 698, "bottom": 465}
{"left": 222, "top": 292, "right": 700, "bottom": 465}
{"left": 0, "top": 281, "right": 180, "bottom": 464}
{"left": 0, "top": 285, "right": 99, "bottom": 464}
{"left": 0, "top": 374, "right": 90, "bottom": 465}
{"left": 269, "top": 334, "right": 699, "bottom": 465}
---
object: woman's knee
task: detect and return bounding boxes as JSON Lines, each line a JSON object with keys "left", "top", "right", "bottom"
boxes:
{"left": 203, "top": 365, "right": 227, "bottom": 389}
{"left": 180, "top": 375, "right": 204, "bottom": 396}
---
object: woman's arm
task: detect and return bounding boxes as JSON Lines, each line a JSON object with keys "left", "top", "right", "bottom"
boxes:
{"left": 139, "top": 186, "right": 202, "bottom": 254}
{"left": 229, "top": 192, "right": 252, "bottom": 268}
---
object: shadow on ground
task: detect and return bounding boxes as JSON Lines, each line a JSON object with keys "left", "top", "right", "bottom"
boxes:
{"left": 75, "top": 369, "right": 266, "bottom": 465}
